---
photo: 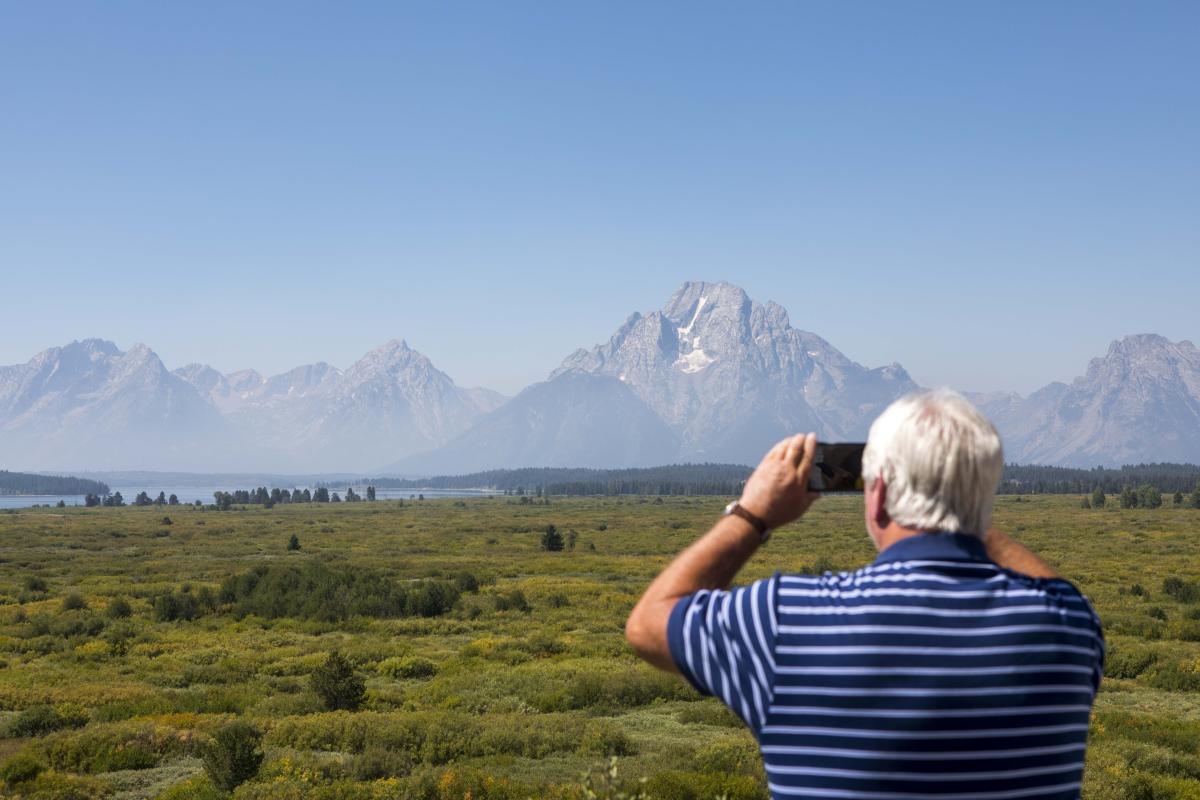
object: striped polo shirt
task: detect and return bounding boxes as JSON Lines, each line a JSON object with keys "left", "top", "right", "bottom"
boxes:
{"left": 667, "top": 531, "right": 1105, "bottom": 800}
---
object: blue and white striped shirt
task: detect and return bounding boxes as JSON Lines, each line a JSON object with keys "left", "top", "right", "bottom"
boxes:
{"left": 667, "top": 532, "right": 1105, "bottom": 800}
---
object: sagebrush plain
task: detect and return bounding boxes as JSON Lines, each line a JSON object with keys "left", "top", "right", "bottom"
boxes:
{"left": 0, "top": 494, "right": 1198, "bottom": 799}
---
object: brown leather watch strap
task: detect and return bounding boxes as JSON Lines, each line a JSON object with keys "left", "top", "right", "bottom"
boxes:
{"left": 724, "top": 500, "right": 770, "bottom": 542}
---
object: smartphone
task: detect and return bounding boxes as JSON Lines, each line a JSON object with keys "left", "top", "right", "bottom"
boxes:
{"left": 808, "top": 442, "right": 866, "bottom": 492}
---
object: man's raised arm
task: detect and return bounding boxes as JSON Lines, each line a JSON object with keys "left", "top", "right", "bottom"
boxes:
{"left": 624, "top": 432, "right": 820, "bottom": 672}
{"left": 984, "top": 528, "right": 1061, "bottom": 579}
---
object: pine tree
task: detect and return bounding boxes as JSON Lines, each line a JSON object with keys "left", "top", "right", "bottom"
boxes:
{"left": 310, "top": 651, "right": 365, "bottom": 711}
{"left": 1091, "top": 487, "right": 1105, "bottom": 508}
{"left": 1136, "top": 484, "right": 1162, "bottom": 509}
{"left": 287, "top": 534, "right": 301, "bottom": 552}
{"left": 1120, "top": 485, "right": 1136, "bottom": 509}
{"left": 541, "top": 524, "right": 564, "bottom": 551}
{"left": 202, "top": 721, "right": 264, "bottom": 792}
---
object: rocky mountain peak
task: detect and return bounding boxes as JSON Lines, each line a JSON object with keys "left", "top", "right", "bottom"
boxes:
{"left": 543, "top": 281, "right": 919, "bottom": 463}
{"left": 1083, "top": 334, "right": 1200, "bottom": 387}
{"left": 74, "top": 338, "right": 122, "bottom": 359}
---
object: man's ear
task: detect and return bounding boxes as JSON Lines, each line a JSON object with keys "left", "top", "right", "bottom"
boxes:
{"left": 868, "top": 478, "right": 890, "bottom": 529}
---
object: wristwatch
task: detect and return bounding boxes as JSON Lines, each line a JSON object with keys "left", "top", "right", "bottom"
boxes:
{"left": 723, "top": 500, "right": 771, "bottom": 544}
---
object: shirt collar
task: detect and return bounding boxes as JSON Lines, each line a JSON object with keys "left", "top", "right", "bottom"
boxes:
{"left": 872, "top": 531, "right": 991, "bottom": 566}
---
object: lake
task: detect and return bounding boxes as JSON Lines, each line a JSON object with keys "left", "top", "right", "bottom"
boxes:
{"left": 0, "top": 486, "right": 500, "bottom": 509}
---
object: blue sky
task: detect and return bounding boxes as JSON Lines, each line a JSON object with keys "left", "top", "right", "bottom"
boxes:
{"left": 2, "top": 1, "right": 1196, "bottom": 396}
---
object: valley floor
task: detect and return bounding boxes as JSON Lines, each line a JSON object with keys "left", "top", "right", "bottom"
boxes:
{"left": 0, "top": 495, "right": 1197, "bottom": 798}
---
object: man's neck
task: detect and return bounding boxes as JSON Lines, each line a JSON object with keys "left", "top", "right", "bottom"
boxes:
{"left": 873, "top": 522, "right": 926, "bottom": 553}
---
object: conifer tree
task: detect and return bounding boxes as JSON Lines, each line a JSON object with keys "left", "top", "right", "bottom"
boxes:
{"left": 310, "top": 651, "right": 365, "bottom": 711}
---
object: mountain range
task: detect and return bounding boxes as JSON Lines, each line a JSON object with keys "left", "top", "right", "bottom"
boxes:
{"left": 2, "top": 281, "right": 1197, "bottom": 472}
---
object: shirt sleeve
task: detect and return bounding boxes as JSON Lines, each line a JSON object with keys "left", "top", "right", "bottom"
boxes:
{"left": 666, "top": 575, "right": 779, "bottom": 733}
{"left": 1046, "top": 578, "right": 1106, "bottom": 695}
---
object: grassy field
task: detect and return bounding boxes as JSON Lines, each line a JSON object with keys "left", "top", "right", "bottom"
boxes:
{"left": 0, "top": 494, "right": 1197, "bottom": 799}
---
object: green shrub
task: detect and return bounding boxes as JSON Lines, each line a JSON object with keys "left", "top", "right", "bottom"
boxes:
{"left": 351, "top": 745, "right": 416, "bottom": 780}
{"left": 399, "top": 764, "right": 544, "bottom": 800}
{"left": 153, "top": 589, "right": 214, "bottom": 622}
{"left": 311, "top": 651, "right": 366, "bottom": 711}
{"left": 677, "top": 702, "right": 744, "bottom": 728}
{"left": 268, "top": 710, "right": 603, "bottom": 764}
{"left": 23, "top": 576, "right": 48, "bottom": 593}
{"left": 202, "top": 720, "right": 263, "bottom": 792}
{"left": 9, "top": 770, "right": 112, "bottom": 799}
{"left": 154, "top": 774, "right": 227, "bottom": 800}
{"left": 0, "top": 753, "right": 43, "bottom": 784}
{"left": 493, "top": 589, "right": 530, "bottom": 613}
{"left": 6, "top": 704, "right": 87, "bottom": 738}
{"left": 1096, "top": 711, "right": 1200, "bottom": 755}
{"left": 532, "top": 663, "right": 693, "bottom": 713}
{"left": 1165, "top": 619, "right": 1200, "bottom": 641}
{"left": 104, "top": 597, "right": 132, "bottom": 619}
{"left": 33, "top": 721, "right": 194, "bottom": 774}
{"left": 1162, "top": 576, "right": 1200, "bottom": 603}
{"left": 579, "top": 757, "right": 647, "bottom": 800}
{"left": 50, "top": 611, "right": 105, "bottom": 639}
{"left": 1103, "top": 646, "right": 1158, "bottom": 679}
{"left": 692, "top": 736, "right": 761, "bottom": 776}
{"left": 219, "top": 562, "right": 459, "bottom": 621}
{"left": 1143, "top": 660, "right": 1200, "bottom": 692}
{"left": 578, "top": 721, "right": 635, "bottom": 757}
{"left": 379, "top": 656, "right": 437, "bottom": 680}
{"left": 61, "top": 593, "right": 88, "bottom": 612}
{"left": 643, "top": 770, "right": 766, "bottom": 800}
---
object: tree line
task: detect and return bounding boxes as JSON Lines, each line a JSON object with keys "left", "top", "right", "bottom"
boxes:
{"left": 0, "top": 470, "right": 109, "bottom": 496}
{"left": 364, "top": 464, "right": 754, "bottom": 496}
{"left": 210, "top": 485, "right": 376, "bottom": 510}
{"left": 1080, "top": 482, "right": 1200, "bottom": 509}
{"left": 999, "top": 463, "right": 1200, "bottom": 495}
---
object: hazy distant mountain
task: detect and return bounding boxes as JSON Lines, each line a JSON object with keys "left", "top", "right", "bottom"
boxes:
{"left": 972, "top": 334, "right": 1200, "bottom": 467}
{"left": 0, "top": 339, "right": 226, "bottom": 471}
{"left": 397, "top": 281, "right": 920, "bottom": 471}
{"left": 6, "top": 297, "right": 1198, "bottom": 474}
{"left": 395, "top": 371, "right": 680, "bottom": 473}
{"left": 2, "top": 339, "right": 503, "bottom": 472}
{"left": 250, "top": 340, "right": 505, "bottom": 471}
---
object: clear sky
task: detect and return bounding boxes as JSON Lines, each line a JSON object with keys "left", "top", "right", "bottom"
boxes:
{"left": 2, "top": 1, "right": 1196, "bottom": 396}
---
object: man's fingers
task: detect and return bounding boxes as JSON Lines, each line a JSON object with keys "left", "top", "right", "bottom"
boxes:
{"left": 767, "top": 437, "right": 790, "bottom": 461}
{"left": 783, "top": 434, "right": 804, "bottom": 465}
{"left": 796, "top": 432, "right": 818, "bottom": 482}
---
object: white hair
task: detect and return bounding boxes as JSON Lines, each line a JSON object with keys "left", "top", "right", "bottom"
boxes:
{"left": 861, "top": 389, "right": 1003, "bottom": 537}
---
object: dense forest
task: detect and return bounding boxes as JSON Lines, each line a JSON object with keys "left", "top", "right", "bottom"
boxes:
{"left": 0, "top": 470, "right": 109, "bottom": 496}
{"left": 998, "top": 463, "right": 1200, "bottom": 494}
{"left": 368, "top": 464, "right": 755, "bottom": 496}
{"left": 367, "top": 461, "right": 1200, "bottom": 498}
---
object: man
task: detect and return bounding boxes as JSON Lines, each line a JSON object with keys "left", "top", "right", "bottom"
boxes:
{"left": 626, "top": 389, "right": 1104, "bottom": 800}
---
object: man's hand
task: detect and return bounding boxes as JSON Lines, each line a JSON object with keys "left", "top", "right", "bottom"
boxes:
{"left": 625, "top": 431, "right": 819, "bottom": 673}
{"left": 738, "top": 432, "right": 821, "bottom": 530}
